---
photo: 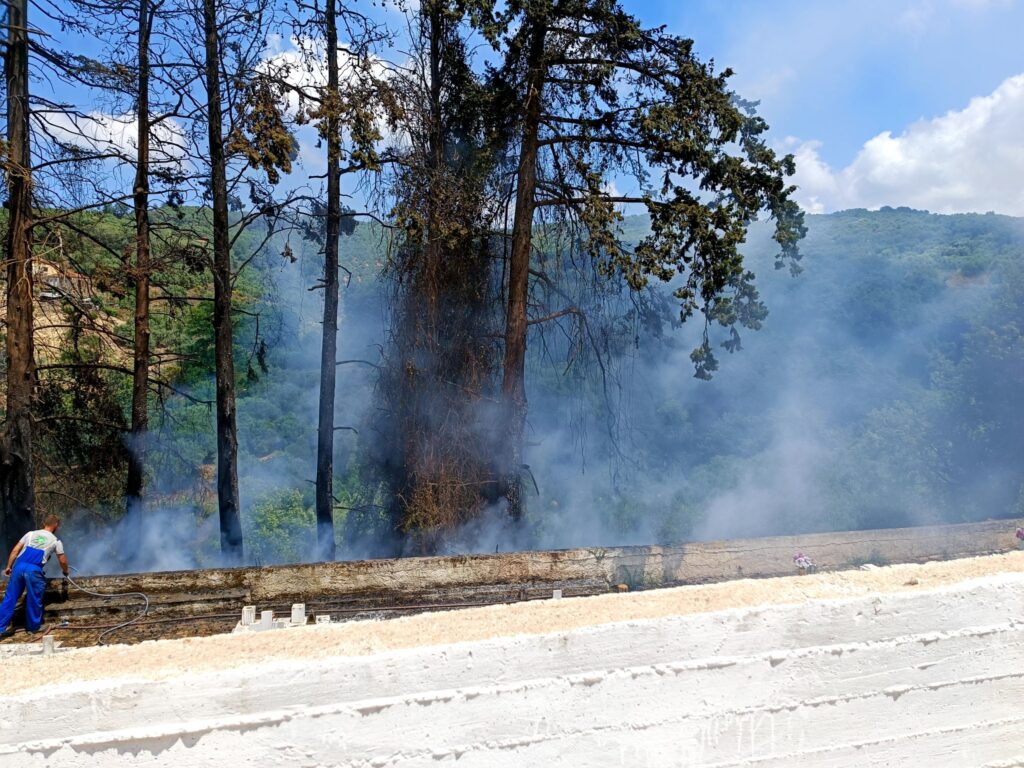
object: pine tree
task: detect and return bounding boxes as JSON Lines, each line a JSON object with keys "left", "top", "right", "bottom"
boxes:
{"left": 187, "top": 0, "right": 295, "bottom": 561}
{"left": 0, "top": 0, "right": 36, "bottom": 552}
{"left": 493, "top": 0, "right": 806, "bottom": 519}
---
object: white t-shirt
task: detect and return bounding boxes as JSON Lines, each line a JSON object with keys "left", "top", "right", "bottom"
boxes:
{"left": 17, "top": 529, "right": 65, "bottom": 565}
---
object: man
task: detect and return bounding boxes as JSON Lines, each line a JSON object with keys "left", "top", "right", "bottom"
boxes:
{"left": 0, "top": 515, "right": 69, "bottom": 636}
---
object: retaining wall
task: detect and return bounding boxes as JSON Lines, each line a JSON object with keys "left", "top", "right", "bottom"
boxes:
{"left": 52, "top": 516, "right": 1024, "bottom": 603}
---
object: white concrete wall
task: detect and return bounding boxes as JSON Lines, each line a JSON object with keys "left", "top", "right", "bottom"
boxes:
{"left": 4, "top": 575, "right": 1024, "bottom": 767}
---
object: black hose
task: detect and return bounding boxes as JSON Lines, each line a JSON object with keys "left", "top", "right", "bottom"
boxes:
{"left": 66, "top": 566, "right": 150, "bottom": 646}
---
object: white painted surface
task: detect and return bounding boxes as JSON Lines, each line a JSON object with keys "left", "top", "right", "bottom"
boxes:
{"left": 3, "top": 575, "right": 1023, "bottom": 767}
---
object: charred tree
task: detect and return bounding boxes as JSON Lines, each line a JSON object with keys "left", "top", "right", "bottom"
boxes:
{"left": 125, "top": 0, "right": 154, "bottom": 522}
{"left": 21, "top": 0, "right": 198, "bottom": 537}
{"left": 313, "top": 0, "right": 343, "bottom": 562}
{"left": 280, "top": 0, "right": 387, "bottom": 560}
{"left": 0, "top": 0, "right": 197, "bottom": 539}
{"left": 201, "top": 0, "right": 243, "bottom": 562}
{"left": 499, "top": 20, "right": 547, "bottom": 522}
{"left": 0, "top": 0, "right": 36, "bottom": 551}
{"left": 180, "top": 0, "right": 295, "bottom": 562}
{"left": 358, "top": 2, "right": 507, "bottom": 554}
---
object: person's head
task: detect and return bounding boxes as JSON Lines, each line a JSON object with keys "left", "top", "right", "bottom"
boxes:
{"left": 42, "top": 514, "right": 60, "bottom": 533}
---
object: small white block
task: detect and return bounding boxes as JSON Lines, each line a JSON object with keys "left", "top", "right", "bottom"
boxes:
{"left": 260, "top": 610, "right": 274, "bottom": 629}
{"left": 552, "top": 589, "right": 562, "bottom": 600}
{"left": 241, "top": 606, "right": 256, "bottom": 625}
{"left": 291, "top": 603, "right": 306, "bottom": 625}
{"left": 315, "top": 614, "right": 332, "bottom": 625}
{"left": 42, "top": 636, "right": 55, "bottom": 656}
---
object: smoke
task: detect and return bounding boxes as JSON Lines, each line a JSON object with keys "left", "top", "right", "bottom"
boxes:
{"left": 434, "top": 208, "right": 1023, "bottom": 553}
{"left": 64, "top": 504, "right": 220, "bottom": 576}
{"left": 66, "top": 207, "right": 1023, "bottom": 573}
{"left": 64, "top": 223, "right": 387, "bottom": 575}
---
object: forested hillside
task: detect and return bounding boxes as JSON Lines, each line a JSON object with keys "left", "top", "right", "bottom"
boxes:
{"left": 574, "top": 208, "right": 1024, "bottom": 545}
{"left": 7, "top": 206, "right": 1021, "bottom": 571}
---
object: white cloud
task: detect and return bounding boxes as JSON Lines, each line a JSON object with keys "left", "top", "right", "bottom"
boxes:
{"left": 789, "top": 73, "right": 1024, "bottom": 215}
{"left": 701, "top": 0, "right": 1022, "bottom": 130}
{"left": 261, "top": 35, "right": 402, "bottom": 178}
{"left": 263, "top": 35, "right": 392, "bottom": 101}
{"left": 40, "top": 111, "right": 185, "bottom": 166}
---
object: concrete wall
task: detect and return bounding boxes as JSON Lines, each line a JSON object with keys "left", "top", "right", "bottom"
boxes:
{"left": 54, "top": 516, "right": 1024, "bottom": 604}
{"left": 5, "top": 573, "right": 1024, "bottom": 767}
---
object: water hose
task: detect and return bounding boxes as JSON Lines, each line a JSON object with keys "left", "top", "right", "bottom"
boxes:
{"left": 65, "top": 566, "right": 150, "bottom": 646}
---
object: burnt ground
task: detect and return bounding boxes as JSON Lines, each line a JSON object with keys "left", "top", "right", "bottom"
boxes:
{"left": 1, "top": 578, "right": 615, "bottom": 648}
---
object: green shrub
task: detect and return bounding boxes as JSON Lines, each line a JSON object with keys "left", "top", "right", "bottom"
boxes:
{"left": 245, "top": 488, "right": 316, "bottom": 565}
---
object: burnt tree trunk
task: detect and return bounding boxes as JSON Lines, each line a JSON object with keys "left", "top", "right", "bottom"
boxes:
{"left": 314, "top": 0, "right": 341, "bottom": 561}
{"left": 500, "top": 23, "right": 546, "bottom": 522}
{"left": 125, "top": 0, "right": 153, "bottom": 530}
{"left": 368, "top": 5, "right": 500, "bottom": 551}
{"left": 202, "top": 0, "right": 243, "bottom": 563}
{"left": 378, "top": 4, "right": 447, "bottom": 550}
{"left": 1, "top": 0, "right": 36, "bottom": 552}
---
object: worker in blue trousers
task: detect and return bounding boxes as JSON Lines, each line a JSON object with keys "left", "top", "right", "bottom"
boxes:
{"left": 0, "top": 515, "right": 69, "bottom": 637}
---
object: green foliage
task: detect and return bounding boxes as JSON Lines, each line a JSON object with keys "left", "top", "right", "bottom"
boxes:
{"left": 846, "top": 549, "right": 890, "bottom": 568}
{"left": 227, "top": 75, "right": 298, "bottom": 186}
{"left": 612, "top": 564, "right": 660, "bottom": 591}
{"left": 500, "top": 0, "right": 804, "bottom": 377}
{"left": 244, "top": 489, "right": 316, "bottom": 565}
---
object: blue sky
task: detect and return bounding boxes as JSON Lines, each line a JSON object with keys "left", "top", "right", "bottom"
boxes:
{"left": 622, "top": 0, "right": 1023, "bottom": 164}
{"left": 617, "top": 0, "right": 1024, "bottom": 214}
{"left": 27, "top": 0, "right": 1024, "bottom": 216}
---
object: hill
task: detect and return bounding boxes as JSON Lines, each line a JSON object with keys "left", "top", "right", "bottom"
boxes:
{"left": 6, "top": 206, "right": 1021, "bottom": 568}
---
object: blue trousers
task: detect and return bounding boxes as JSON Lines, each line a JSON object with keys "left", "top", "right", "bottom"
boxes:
{"left": 0, "top": 561, "right": 46, "bottom": 632}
